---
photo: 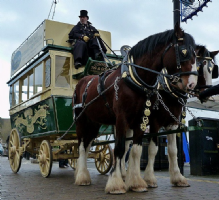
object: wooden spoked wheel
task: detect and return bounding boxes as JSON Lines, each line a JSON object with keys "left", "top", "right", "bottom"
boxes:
{"left": 9, "top": 129, "right": 22, "bottom": 173}
{"left": 68, "top": 146, "right": 77, "bottom": 170}
{"left": 68, "top": 158, "right": 77, "bottom": 170}
{"left": 95, "top": 144, "right": 113, "bottom": 175}
{"left": 38, "top": 140, "right": 53, "bottom": 178}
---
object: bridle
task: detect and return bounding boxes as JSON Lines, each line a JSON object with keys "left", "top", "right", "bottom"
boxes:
{"left": 196, "top": 51, "right": 218, "bottom": 79}
{"left": 194, "top": 49, "right": 218, "bottom": 92}
{"left": 120, "top": 33, "right": 199, "bottom": 96}
{"left": 161, "top": 35, "right": 198, "bottom": 84}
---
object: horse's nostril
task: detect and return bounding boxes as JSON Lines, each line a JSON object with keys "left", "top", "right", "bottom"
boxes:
{"left": 188, "top": 83, "right": 195, "bottom": 89}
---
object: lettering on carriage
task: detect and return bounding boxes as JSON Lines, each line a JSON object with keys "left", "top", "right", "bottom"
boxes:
{"left": 14, "top": 105, "right": 50, "bottom": 134}
{"left": 90, "top": 62, "right": 107, "bottom": 72}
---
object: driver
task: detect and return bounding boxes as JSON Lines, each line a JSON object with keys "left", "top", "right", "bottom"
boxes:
{"left": 68, "top": 10, "right": 107, "bottom": 69}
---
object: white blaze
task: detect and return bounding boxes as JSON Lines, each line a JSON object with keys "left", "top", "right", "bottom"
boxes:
{"left": 187, "top": 59, "right": 198, "bottom": 89}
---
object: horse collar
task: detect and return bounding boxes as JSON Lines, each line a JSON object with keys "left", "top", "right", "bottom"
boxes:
{"left": 121, "top": 53, "right": 158, "bottom": 96}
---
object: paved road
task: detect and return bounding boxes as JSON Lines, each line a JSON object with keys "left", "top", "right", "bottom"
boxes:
{"left": 1, "top": 156, "right": 219, "bottom": 200}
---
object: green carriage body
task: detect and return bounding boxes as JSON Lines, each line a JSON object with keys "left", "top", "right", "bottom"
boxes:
{"left": 8, "top": 19, "right": 121, "bottom": 140}
{"left": 7, "top": 19, "right": 121, "bottom": 176}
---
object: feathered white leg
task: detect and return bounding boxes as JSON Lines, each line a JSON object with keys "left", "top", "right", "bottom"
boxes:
{"left": 75, "top": 141, "right": 92, "bottom": 185}
{"left": 105, "top": 158, "right": 127, "bottom": 194}
{"left": 166, "top": 125, "right": 190, "bottom": 187}
{"left": 125, "top": 144, "right": 148, "bottom": 192}
{"left": 143, "top": 139, "right": 158, "bottom": 187}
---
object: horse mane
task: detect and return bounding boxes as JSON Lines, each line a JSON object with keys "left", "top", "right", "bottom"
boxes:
{"left": 130, "top": 29, "right": 195, "bottom": 60}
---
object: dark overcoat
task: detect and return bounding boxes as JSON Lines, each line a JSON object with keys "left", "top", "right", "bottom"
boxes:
{"left": 68, "top": 21, "right": 107, "bottom": 64}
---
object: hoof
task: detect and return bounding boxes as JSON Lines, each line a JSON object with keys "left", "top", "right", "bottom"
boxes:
{"left": 75, "top": 173, "right": 91, "bottom": 186}
{"left": 105, "top": 185, "right": 127, "bottom": 194}
{"left": 130, "top": 187, "right": 148, "bottom": 192}
{"left": 75, "top": 180, "right": 91, "bottom": 186}
{"left": 147, "top": 183, "right": 158, "bottom": 188}
{"left": 172, "top": 177, "right": 190, "bottom": 187}
{"left": 173, "top": 182, "right": 190, "bottom": 187}
{"left": 108, "top": 189, "right": 126, "bottom": 194}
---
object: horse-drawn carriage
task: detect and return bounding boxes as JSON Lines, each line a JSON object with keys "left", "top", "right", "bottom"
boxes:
{"left": 7, "top": 19, "right": 122, "bottom": 177}
{"left": 7, "top": 19, "right": 218, "bottom": 194}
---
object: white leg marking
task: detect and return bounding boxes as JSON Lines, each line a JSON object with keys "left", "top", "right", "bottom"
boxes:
{"left": 166, "top": 125, "right": 190, "bottom": 187}
{"left": 75, "top": 141, "right": 92, "bottom": 185}
{"left": 105, "top": 158, "right": 126, "bottom": 194}
{"left": 144, "top": 139, "right": 158, "bottom": 187}
{"left": 121, "top": 129, "right": 133, "bottom": 179}
{"left": 125, "top": 144, "right": 148, "bottom": 192}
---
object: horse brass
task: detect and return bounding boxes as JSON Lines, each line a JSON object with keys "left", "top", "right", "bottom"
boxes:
{"left": 144, "top": 108, "right": 151, "bottom": 116}
{"left": 146, "top": 100, "right": 151, "bottom": 107}
{"left": 181, "top": 118, "right": 186, "bottom": 124}
{"left": 182, "top": 49, "right": 187, "bottom": 55}
{"left": 140, "top": 124, "right": 146, "bottom": 132}
{"left": 182, "top": 111, "right": 186, "bottom": 117}
{"left": 122, "top": 72, "right": 127, "bottom": 78}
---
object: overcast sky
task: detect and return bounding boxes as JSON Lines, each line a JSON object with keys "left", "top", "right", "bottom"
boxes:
{"left": 0, "top": 0, "right": 219, "bottom": 119}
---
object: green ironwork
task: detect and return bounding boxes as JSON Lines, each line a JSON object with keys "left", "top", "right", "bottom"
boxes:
{"left": 73, "top": 54, "right": 123, "bottom": 79}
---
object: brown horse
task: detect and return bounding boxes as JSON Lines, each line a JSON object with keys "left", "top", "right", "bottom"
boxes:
{"left": 118, "top": 46, "right": 219, "bottom": 190}
{"left": 141, "top": 45, "right": 219, "bottom": 188}
{"left": 72, "top": 23, "right": 197, "bottom": 194}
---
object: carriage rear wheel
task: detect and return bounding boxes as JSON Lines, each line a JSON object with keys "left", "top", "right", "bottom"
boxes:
{"left": 95, "top": 144, "right": 113, "bottom": 175}
{"left": 38, "top": 140, "right": 53, "bottom": 178}
{"left": 68, "top": 158, "right": 77, "bottom": 170}
{"left": 9, "top": 128, "right": 22, "bottom": 173}
{"left": 68, "top": 146, "right": 77, "bottom": 170}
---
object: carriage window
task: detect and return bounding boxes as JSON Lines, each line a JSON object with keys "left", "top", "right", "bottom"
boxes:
{"left": 45, "top": 58, "right": 51, "bottom": 88}
{"left": 29, "top": 72, "right": 34, "bottom": 98}
{"left": 13, "top": 81, "right": 19, "bottom": 106}
{"left": 55, "top": 56, "right": 70, "bottom": 88}
{"left": 21, "top": 77, "right": 28, "bottom": 102}
{"left": 35, "top": 63, "right": 43, "bottom": 93}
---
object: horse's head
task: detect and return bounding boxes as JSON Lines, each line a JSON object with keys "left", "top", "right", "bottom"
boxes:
{"left": 162, "top": 23, "right": 197, "bottom": 92}
{"left": 196, "top": 45, "right": 219, "bottom": 102}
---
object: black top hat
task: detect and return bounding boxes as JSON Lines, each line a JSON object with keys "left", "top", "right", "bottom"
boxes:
{"left": 79, "top": 10, "right": 89, "bottom": 19}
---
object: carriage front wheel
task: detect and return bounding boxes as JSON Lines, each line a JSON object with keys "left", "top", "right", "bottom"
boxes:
{"left": 8, "top": 128, "right": 22, "bottom": 173}
{"left": 38, "top": 140, "right": 53, "bottom": 178}
{"left": 95, "top": 144, "right": 113, "bottom": 175}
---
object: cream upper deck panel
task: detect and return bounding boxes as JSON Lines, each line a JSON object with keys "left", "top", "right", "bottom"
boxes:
{"left": 11, "top": 19, "right": 111, "bottom": 77}
{"left": 8, "top": 19, "right": 114, "bottom": 115}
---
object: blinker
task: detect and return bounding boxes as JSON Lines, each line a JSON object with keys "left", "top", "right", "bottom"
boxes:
{"left": 178, "top": 45, "right": 193, "bottom": 62}
{"left": 212, "top": 65, "right": 218, "bottom": 79}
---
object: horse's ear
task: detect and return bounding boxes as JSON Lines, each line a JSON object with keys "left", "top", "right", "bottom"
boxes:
{"left": 174, "top": 22, "right": 182, "bottom": 37}
{"left": 198, "top": 46, "right": 206, "bottom": 56}
{"left": 210, "top": 50, "right": 219, "bottom": 58}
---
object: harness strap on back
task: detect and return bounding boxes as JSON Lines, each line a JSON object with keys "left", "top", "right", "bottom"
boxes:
{"left": 82, "top": 77, "right": 96, "bottom": 107}
{"left": 97, "top": 71, "right": 114, "bottom": 114}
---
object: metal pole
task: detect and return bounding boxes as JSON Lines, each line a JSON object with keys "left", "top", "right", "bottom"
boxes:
{"left": 173, "top": 0, "right": 184, "bottom": 175}
{"left": 173, "top": 0, "right": 180, "bottom": 26}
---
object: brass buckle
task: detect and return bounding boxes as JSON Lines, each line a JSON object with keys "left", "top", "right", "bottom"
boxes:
{"left": 171, "top": 76, "right": 180, "bottom": 83}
